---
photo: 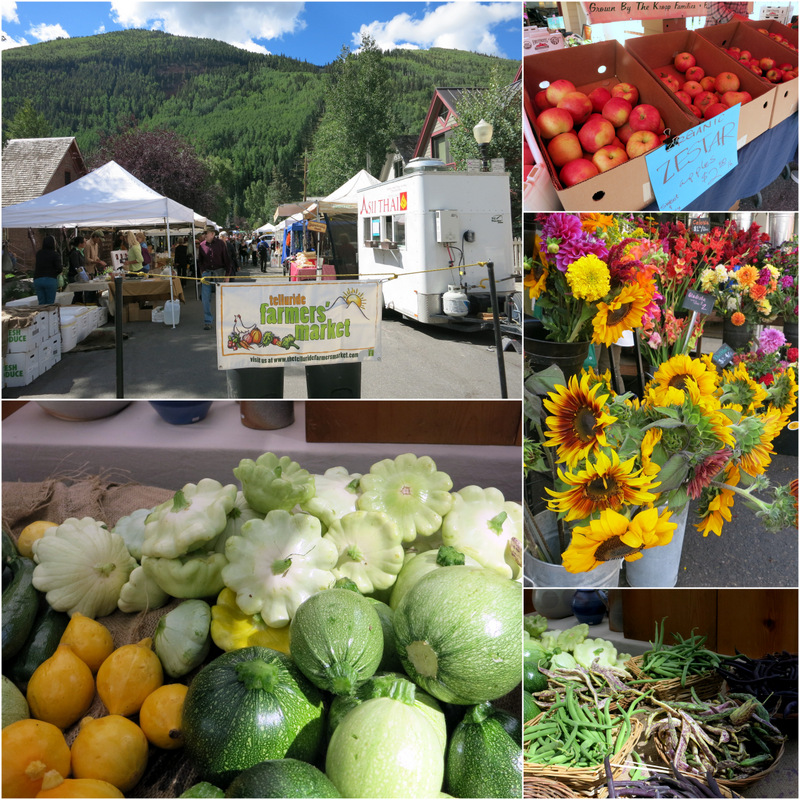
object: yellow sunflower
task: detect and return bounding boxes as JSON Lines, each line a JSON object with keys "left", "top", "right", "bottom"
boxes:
{"left": 592, "top": 282, "right": 652, "bottom": 347}
{"left": 695, "top": 464, "right": 739, "bottom": 537}
{"left": 767, "top": 367, "right": 798, "bottom": 428}
{"left": 721, "top": 361, "right": 768, "bottom": 415}
{"left": 561, "top": 506, "right": 676, "bottom": 573}
{"left": 546, "top": 450, "right": 659, "bottom": 521}
{"left": 543, "top": 373, "right": 618, "bottom": 468}
{"left": 649, "top": 354, "right": 719, "bottom": 407}
{"left": 640, "top": 427, "right": 663, "bottom": 480}
{"left": 566, "top": 254, "right": 611, "bottom": 302}
{"left": 525, "top": 261, "right": 548, "bottom": 299}
{"left": 739, "top": 409, "right": 782, "bottom": 477}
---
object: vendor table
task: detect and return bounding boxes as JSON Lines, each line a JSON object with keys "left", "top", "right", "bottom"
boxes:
{"left": 290, "top": 262, "right": 336, "bottom": 281}
{"left": 64, "top": 280, "right": 111, "bottom": 293}
{"left": 107, "top": 276, "right": 185, "bottom": 304}
{"left": 646, "top": 113, "right": 799, "bottom": 211}
{"left": 1, "top": 401, "right": 522, "bottom": 500}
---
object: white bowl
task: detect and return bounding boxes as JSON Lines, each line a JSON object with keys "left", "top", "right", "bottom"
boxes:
{"left": 35, "top": 401, "right": 132, "bottom": 421}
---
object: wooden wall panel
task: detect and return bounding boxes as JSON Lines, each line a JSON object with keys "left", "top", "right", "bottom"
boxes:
{"left": 716, "top": 590, "right": 798, "bottom": 657}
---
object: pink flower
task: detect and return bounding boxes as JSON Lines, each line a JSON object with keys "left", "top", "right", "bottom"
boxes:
{"left": 648, "top": 331, "right": 662, "bottom": 348}
{"left": 687, "top": 449, "right": 732, "bottom": 499}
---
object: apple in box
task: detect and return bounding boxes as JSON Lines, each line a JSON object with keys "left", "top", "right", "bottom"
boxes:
{"left": 715, "top": 72, "right": 740, "bottom": 93}
{"left": 547, "top": 132, "right": 583, "bottom": 167}
{"left": 545, "top": 79, "right": 576, "bottom": 106}
{"left": 560, "top": 158, "right": 599, "bottom": 187}
{"left": 685, "top": 65, "right": 705, "bottom": 82}
{"left": 721, "top": 90, "right": 752, "bottom": 107}
{"left": 578, "top": 116, "right": 615, "bottom": 153}
{"left": 601, "top": 97, "right": 632, "bottom": 127}
{"left": 629, "top": 104, "right": 661, "bottom": 133}
{"left": 534, "top": 89, "right": 553, "bottom": 112}
{"left": 611, "top": 82, "right": 639, "bottom": 105}
{"left": 626, "top": 130, "right": 661, "bottom": 158}
{"left": 591, "top": 145, "right": 629, "bottom": 173}
{"left": 673, "top": 51, "right": 696, "bottom": 72}
{"left": 557, "top": 91, "right": 593, "bottom": 125}
{"left": 537, "top": 107, "right": 574, "bottom": 138}
{"left": 588, "top": 86, "right": 612, "bottom": 113}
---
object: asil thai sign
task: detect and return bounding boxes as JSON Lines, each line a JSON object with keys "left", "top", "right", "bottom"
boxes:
{"left": 216, "top": 282, "right": 382, "bottom": 369}
{"left": 359, "top": 190, "right": 408, "bottom": 217}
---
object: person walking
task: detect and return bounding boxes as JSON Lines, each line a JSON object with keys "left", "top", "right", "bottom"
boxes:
{"left": 220, "top": 231, "right": 239, "bottom": 277}
{"left": 197, "top": 227, "right": 231, "bottom": 330}
{"left": 33, "top": 234, "right": 63, "bottom": 305}
{"left": 258, "top": 237, "right": 269, "bottom": 272}
{"left": 173, "top": 237, "right": 191, "bottom": 285}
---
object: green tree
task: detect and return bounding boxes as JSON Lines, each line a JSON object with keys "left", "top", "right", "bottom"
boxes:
{"left": 4, "top": 99, "right": 52, "bottom": 142}
{"left": 448, "top": 65, "right": 522, "bottom": 237}
{"left": 243, "top": 167, "right": 293, "bottom": 228}
{"left": 308, "top": 35, "right": 396, "bottom": 195}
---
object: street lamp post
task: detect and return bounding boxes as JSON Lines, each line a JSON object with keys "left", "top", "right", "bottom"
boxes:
{"left": 472, "top": 118, "right": 494, "bottom": 172}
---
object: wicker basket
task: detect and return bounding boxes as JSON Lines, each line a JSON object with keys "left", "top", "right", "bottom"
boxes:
{"left": 524, "top": 716, "right": 643, "bottom": 797}
{"left": 524, "top": 775, "right": 578, "bottom": 798}
{"left": 625, "top": 655, "right": 723, "bottom": 702}
{"left": 653, "top": 730, "right": 785, "bottom": 790}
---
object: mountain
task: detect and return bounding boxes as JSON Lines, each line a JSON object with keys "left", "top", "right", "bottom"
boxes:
{"left": 2, "top": 29, "right": 518, "bottom": 221}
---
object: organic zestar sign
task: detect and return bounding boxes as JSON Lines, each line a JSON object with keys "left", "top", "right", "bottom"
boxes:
{"left": 216, "top": 281, "right": 382, "bottom": 369}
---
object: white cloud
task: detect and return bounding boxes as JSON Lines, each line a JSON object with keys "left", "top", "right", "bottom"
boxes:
{"left": 354, "top": 1, "right": 518, "bottom": 57}
{"left": 1, "top": 29, "right": 28, "bottom": 49}
{"left": 95, "top": 24, "right": 106, "bottom": 35}
{"left": 28, "top": 22, "right": 70, "bottom": 42}
{"left": 110, "top": 1, "right": 305, "bottom": 51}
{"left": 1, "top": 0, "right": 18, "bottom": 23}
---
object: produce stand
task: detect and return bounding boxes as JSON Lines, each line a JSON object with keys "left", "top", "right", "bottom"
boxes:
{"left": 106, "top": 276, "right": 185, "bottom": 306}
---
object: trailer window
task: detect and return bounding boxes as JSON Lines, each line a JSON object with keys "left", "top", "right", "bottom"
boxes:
{"left": 393, "top": 215, "right": 406, "bottom": 246}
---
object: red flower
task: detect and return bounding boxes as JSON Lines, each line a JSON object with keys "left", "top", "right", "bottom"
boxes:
{"left": 788, "top": 347, "right": 799, "bottom": 362}
{"left": 761, "top": 373, "right": 775, "bottom": 386}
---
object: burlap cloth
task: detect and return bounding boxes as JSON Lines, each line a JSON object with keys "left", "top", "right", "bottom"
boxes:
{"left": 3, "top": 473, "right": 522, "bottom": 797}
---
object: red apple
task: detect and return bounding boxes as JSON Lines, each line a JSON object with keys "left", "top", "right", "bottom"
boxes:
{"left": 545, "top": 79, "right": 576, "bottom": 106}
{"left": 616, "top": 122, "right": 634, "bottom": 144}
{"left": 683, "top": 80, "right": 704, "bottom": 99}
{"left": 749, "top": 66, "right": 763, "bottom": 76}
{"left": 534, "top": 89, "right": 553, "bottom": 112}
{"left": 721, "top": 90, "right": 752, "bottom": 106}
{"left": 611, "top": 82, "right": 639, "bottom": 105}
{"left": 591, "top": 144, "right": 629, "bottom": 173}
{"left": 766, "top": 68, "right": 785, "bottom": 83}
{"left": 588, "top": 86, "right": 613, "bottom": 113}
{"left": 609, "top": 136, "right": 624, "bottom": 149}
{"left": 675, "top": 90, "right": 692, "bottom": 106}
{"left": 601, "top": 96, "right": 633, "bottom": 127}
{"left": 674, "top": 51, "right": 696, "bottom": 72}
{"left": 728, "top": 46, "right": 742, "bottom": 55}
{"left": 547, "top": 132, "right": 583, "bottom": 167}
{"left": 537, "top": 107, "right": 574, "bottom": 138}
{"left": 715, "top": 72, "right": 740, "bottom": 92}
{"left": 629, "top": 103, "right": 661, "bottom": 133}
{"left": 557, "top": 91, "right": 593, "bottom": 125}
{"left": 704, "top": 102, "right": 729, "bottom": 119}
{"left": 578, "top": 116, "right": 615, "bottom": 153}
{"left": 560, "top": 158, "right": 600, "bottom": 187}
{"left": 739, "top": 50, "right": 752, "bottom": 61}
{"left": 659, "top": 74, "right": 682, "bottom": 93}
{"left": 688, "top": 104, "right": 704, "bottom": 118}
{"left": 779, "top": 63, "right": 794, "bottom": 72}
{"left": 700, "top": 76, "right": 717, "bottom": 91}
{"left": 626, "top": 130, "right": 661, "bottom": 158}
{"left": 694, "top": 91, "right": 718, "bottom": 113}
{"left": 685, "top": 65, "right": 705, "bottom": 82}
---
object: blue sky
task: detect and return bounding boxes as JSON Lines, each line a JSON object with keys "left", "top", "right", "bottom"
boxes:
{"left": 1, "top": 1, "right": 522, "bottom": 65}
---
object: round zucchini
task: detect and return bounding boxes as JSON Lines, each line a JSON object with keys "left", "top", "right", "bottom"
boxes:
{"left": 182, "top": 646, "right": 325, "bottom": 788}
{"left": 224, "top": 759, "right": 340, "bottom": 798}
{"left": 393, "top": 566, "right": 521, "bottom": 705}
{"left": 365, "top": 598, "right": 403, "bottom": 673}
{"left": 289, "top": 588, "right": 383, "bottom": 695}
{"left": 445, "top": 702, "right": 523, "bottom": 798}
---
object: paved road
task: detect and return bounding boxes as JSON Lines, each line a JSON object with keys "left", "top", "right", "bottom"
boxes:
{"left": 4, "top": 271, "right": 522, "bottom": 400}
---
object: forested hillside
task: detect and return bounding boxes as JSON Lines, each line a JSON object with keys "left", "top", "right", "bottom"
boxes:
{"left": 2, "top": 29, "right": 518, "bottom": 222}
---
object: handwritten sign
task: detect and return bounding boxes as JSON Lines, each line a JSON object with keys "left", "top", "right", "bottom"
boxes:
{"left": 690, "top": 216, "right": 710, "bottom": 234}
{"left": 307, "top": 220, "right": 327, "bottom": 233}
{"left": 216, "top": 281, "right": 382, "bottom": 369}
{"left": 681, "top": 288, "right": 715, "bottom": 315}
{"left": 581, "top": 2, "right": 712, "bottom": 23}
{"left": 645, "top": 104, "right": 739, "bottom": 211}
{"left": 711, "top": 343, "right": 736, "bottom": 368}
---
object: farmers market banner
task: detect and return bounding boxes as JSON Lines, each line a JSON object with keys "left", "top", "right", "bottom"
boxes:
{"left": 580, "top": 2, "right": 750, "bottom": 23}
{"left": 216, "top": 281, "right": 382, "bottom": 369}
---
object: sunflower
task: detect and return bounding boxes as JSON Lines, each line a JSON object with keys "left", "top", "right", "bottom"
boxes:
{"left": 649, "top": 354, "right": 719, "bottom": 407}
{"left": 543, "top": 373, "right": 618, "bottom": 468}
{"left": 640, "top": 428, "right": 663, "bottom": 479}
{"left": 721, "top": 361, "right": 768, "bottom": 414}
{"left": 738, "top": 409, "right": 782, "bottom": 477}
{"left": 566, "top": 254, "right": 611, "bottom": 302}
{"left": 766, "top": 367, "right": 798, "bottom": 428}
{"left": 591, "top": 282, "right": 652, "bottom": 347}
{"left": 695, "top": 464, "right": 739, "bottom": 537}
{"left": 561, "top": 506, "right": 676, "bottom": 573}
{"left": 546, "top": 450, "right": 659, "bottom": 521}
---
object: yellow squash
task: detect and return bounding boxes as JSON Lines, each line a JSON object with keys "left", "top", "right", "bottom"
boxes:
{"left": 139, "top": 683, "right": 188, "bottom": 750}
{"left": 96, "top": 638, "right": 163, "bottom": 716}
{"left": 36, "top": 771, "right": 123, "bottom": 798}
{"left": 26, "top": 645, "right": 95, "bottom": 730}
{"left": 1, "top": 718, "right": 71, "bottom": 798}
{"left": 60, "top": 613, "right": 114, "bottom": 673}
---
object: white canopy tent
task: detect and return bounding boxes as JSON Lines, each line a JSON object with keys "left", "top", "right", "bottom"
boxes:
{"left": 254, "top": 222, "right": 278, "bottom": 235}
{"left": 319, "top": 169, "right": 380, "bottom": 213}
{"left": 1, "top": 161, "right": 204, "bottom": 309}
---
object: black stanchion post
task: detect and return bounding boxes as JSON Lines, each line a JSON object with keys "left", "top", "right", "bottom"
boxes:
{"left": 486, "top": 260, "right": 507, "bottom": 399}
{"left": 226, "top": 367, "right": 286, "bottom": 399}
{"left": 114, "top": 275, "right": 124, "bottom": 398}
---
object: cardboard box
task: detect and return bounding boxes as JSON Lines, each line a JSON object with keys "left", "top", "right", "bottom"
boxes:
{"left": 740, "top": 18, "right": 798, "bottom": 49}
{"left": 523, "top": 27, "right": 565, "bottom": 54}
{"left": 695, "top": 22, "right": 798, "bottom": 127}
{"left": 524, "top": 40, "right": 697, "bottom": 211}
{"left": 4, "top": 350, "right": 40, "bottom": 387}
{"left": 6, "top": 322, "right": 41, "bottom": 353}
{"left": 60, "top": 320, "right": 80, "bottom": 352}
{"left": 126, "top": 303, "right": 152, "bottom": 322}
{"left": 625, "top": 30, "right": 777, "bottom": 147}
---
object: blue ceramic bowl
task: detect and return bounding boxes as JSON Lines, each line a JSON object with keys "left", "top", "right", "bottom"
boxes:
{"left": 149, "top": 401, "right": 213, "bottom": 425}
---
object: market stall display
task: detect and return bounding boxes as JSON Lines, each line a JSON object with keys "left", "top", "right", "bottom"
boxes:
{"left": 1, "top": 411, "right": 524, "bottom": 798}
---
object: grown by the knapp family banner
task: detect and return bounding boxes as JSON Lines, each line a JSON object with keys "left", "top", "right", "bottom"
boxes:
{"left": 216, "top": 281, "right": 382, "bottom": 369}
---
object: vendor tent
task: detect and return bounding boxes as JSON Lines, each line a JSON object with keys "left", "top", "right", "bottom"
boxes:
{"left": 254, "top": 222, "right": 278, "bottom": 234}
{"left": 319, "top": 169, "right": 380, "bottom": 213}
{"left": 0, "top": 160, "right": 198, "bottom": 228}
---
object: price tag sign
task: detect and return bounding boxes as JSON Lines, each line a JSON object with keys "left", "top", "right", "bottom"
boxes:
{"left": 712, "top": 343, "right": 736, "bottom": 368}
{"left": 681, "top": 288, "right": 715, "bottom": 315}
{"left": 490, "top": 158, "right": 506, "bottom": 173}
{"left": 466, "top": 159, "right": 483, "bottom": 172}
{"left": 645, "top": 104, "right": 739, "bottom": 211}
{"left": 690, "top": 216, "right": 710, "bottom": 234}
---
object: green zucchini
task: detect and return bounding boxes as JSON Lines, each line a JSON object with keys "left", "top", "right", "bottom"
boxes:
{"left": 182, "top": 646, "right": 325, "bottom": 788}
{"left": 2, "top": 674, "right": 30, "bottom": 728}
{"left": 289, "top": 588, "right": 383, "bottom": 695}
{"left": 6, "top": 599, "right": 70, "bottom": 691}
{"left": 2, "top": 557, "right": 39, "bottom": 660}
{"left": 445, "top": 702, "right": 523, "bottom": 798}
{"left": 365, "top": 597, "right": 403, "bottom": 673}
{"left": 2, "top": 529, "right": 18, "bottom": 566}
{"left": 523, "top": 690, "right": 541, "bottom": 723}
{"left": 224, "top": 759, "right": 340, "bottom": 798}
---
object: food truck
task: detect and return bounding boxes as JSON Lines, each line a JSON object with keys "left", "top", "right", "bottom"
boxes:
{"left": 357, "top": 158, "right": 517, "bottom": 328}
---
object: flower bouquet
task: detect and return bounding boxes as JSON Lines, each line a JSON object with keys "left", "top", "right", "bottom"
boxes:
{"left": 524, "top": 351, "right": 797, "bottom": 582}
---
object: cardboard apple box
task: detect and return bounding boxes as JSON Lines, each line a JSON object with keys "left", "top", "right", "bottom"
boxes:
{"left": 625, "top": 30, "right": 777, "bottom": 147}
{"left": 740, "top": 18, "right": 798, "bottom": 50}
{"left": 523, "top": 26, "right": 566, "bottom": 54}
{"left": 524, "top": 40, "right": 697, "bottom": 211}
{"left": 695, "top": 22, "right": 798, "bottom": 127}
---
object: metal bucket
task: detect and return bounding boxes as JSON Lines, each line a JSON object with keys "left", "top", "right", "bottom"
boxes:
{"left": 524, "top": 338, "right": 591, "bottom": 384}
{"left": 624, "top": 503, "right": 689, "bottom": 588}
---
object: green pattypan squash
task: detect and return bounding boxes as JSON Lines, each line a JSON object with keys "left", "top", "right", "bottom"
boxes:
{"left": 118, "top": 564, "right": 170, "bottom": 613}
{"left": 234, "top": 452, "right": 316, "bottom": 514}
